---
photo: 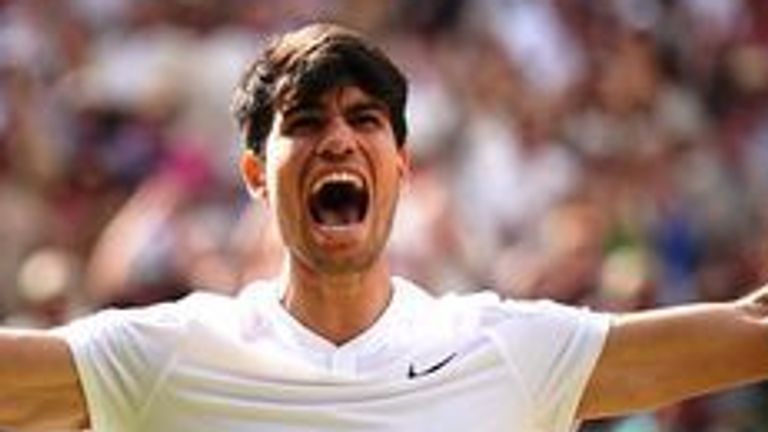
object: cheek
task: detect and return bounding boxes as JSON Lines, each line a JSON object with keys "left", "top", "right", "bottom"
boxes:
{"left": 374, "top": 150, "right": 404, "bottom": 203}
{"left": 269, "top": 166, "right": 295, "bottom": 216}
{"left": 267, "top": 148, "right": 306, "bottom": 216}
{"left": 265, "top": 138, "right": 291, "bottom": 183}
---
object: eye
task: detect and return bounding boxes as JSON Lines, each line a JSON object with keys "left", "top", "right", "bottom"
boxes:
{"left": 349, "top": 111, "right": 384, "bottom": 131}
{"left": 283, "top": 113, "right": 325, "bottom": 136}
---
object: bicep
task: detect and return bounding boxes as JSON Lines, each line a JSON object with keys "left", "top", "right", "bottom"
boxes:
{"left": 577, "top": 302, "right": 768, "bottom": 420}
{"left": 0, "top": 329, "right": 88, "bottom": 429}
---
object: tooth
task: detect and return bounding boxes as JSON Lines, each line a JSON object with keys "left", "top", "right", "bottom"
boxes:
{"left": 311, "top": 171, "right": 364, "bottom": 194}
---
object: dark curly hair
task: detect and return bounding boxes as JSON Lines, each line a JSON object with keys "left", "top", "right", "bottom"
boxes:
{"left": 231, "top": 23, "right": 408, "bottom": 158}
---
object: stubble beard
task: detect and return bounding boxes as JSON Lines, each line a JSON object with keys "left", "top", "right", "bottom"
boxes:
{"left": 299, "top": 200, "right": 397, "bottom": 276}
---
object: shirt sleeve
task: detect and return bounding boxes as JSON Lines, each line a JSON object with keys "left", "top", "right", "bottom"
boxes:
{"left": 54, "top": 302, "right": 190, "bottom": 430}
{"left": 488, "top": 299, "right": 611, "bottom": 431}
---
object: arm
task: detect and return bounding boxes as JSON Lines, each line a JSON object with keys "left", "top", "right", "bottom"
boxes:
{"left": 577, "top": 285, "right": 768, "bottom": 420}
{"left": 0, "top": 329, "right": 88, "bottom": 430}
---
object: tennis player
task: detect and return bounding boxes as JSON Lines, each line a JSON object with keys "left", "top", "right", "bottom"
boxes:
{"left": 1, "top": 23, "right": 768, "bottom": 431}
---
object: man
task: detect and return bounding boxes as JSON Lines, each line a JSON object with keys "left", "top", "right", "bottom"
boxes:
{"left": 1, "top": 23, "right": 768, "bottom": 431}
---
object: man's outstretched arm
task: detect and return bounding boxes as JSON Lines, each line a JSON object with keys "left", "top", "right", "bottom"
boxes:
{"left": 578, "top": 285, "right": 768, "bottom": 420}
{"left": 0, "top": 330, "right": 87, "bottom": 430}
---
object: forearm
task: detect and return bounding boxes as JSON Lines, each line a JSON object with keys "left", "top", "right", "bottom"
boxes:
{"left": 617, "top": 301, "right": 768, "bottom": 399}
{"left": 580, "top": 289, "right": 768, "bottom": 419}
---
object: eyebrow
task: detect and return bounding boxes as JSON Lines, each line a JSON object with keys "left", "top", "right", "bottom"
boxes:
{"left": 345, "top": 100, "right": 388, "bottom": 115}
{"left": 282, "top": 99, "right": 388, "bottom": 119}
{"left": 282, "top": 102, "right": 323, "bottom": 119}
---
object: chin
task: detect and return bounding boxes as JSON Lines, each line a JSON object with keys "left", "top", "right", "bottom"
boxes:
{"left": 299, "top": 240, "right": 385, "bottom": 276}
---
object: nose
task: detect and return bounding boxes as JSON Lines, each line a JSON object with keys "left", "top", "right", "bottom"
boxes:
{"left": 315, "top": 116, "right": 356, "bottom": 160}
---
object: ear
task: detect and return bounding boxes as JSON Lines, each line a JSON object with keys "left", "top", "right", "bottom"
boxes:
{"left": 240, "top": 150, "right": 268, "bottom": 200}
{"left": 396, "top": 145, "right": 412, "bottom": 181}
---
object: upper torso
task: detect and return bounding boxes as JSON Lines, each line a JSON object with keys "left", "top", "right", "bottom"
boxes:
{"left": 61, "top": 277, "right": 609, "bottom": 432}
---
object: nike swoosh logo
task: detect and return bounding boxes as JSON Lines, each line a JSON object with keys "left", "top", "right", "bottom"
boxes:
{"left": 408, "top": 353, "right": 457, "bottom": 379}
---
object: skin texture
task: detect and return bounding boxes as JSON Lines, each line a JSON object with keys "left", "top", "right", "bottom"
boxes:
{"left": 0, "top": 84, "right": 767, "bottom": 429}
{"left": 241, "top": 86, "right": 410, "bottom": 345}
{"left": 578, "top": 290, "right": 768, "bottom": 419}
{"left": 0, "top": 330, "right": 87, "bottom": 430}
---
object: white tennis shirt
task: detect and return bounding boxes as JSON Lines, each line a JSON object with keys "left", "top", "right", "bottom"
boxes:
{"left": 60, "top": 277, "right": 610, "bottom": 431}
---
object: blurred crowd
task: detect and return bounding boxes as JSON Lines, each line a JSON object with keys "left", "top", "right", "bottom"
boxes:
{"left": 2, "top": 0, "right": 768, "bottom": 430}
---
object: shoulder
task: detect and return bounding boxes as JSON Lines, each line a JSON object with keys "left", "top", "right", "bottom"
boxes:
{"left": 58, "top": 287, "right": 261, "bottom": 348}
{"left": 397, "top": 277, "right": 610, "bottom": 334}
{"left": 167, "top": 282, "right": 278, "bottom": 337}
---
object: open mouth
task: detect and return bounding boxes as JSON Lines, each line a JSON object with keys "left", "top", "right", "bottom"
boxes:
{"left": 308, "top": 173, "right": 369, "bottom": 227}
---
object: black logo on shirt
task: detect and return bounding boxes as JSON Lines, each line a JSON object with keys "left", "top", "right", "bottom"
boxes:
{"left": 407, "top": 353, "right": 457, "bottom": 379}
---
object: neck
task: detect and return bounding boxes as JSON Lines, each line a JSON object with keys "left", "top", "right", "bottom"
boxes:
{"left": 280, "top": 256, "right": 393, "bottom": 346}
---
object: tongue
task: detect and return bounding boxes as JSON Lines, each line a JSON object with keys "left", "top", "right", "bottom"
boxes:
{"left": 317, "top": 206, "right": 359, "bottom": 226}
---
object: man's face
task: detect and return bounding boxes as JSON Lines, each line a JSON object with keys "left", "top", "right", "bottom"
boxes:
{"left": 249, "top": 86, "right": 408, "bottom": 274}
